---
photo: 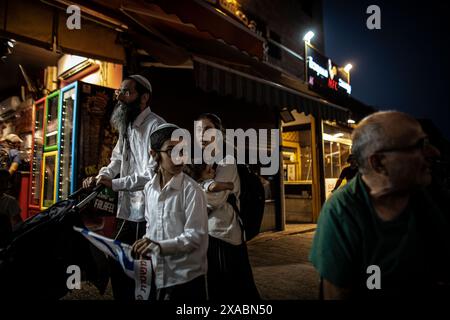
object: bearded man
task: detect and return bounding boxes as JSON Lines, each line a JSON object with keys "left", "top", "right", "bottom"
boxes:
{"left": 83, "top": 75, "right": 165, "bottom": 300}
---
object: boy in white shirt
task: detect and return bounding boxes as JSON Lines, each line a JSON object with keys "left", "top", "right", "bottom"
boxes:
{"left": 131, "top": 124, "right": 208, "bottom": 301}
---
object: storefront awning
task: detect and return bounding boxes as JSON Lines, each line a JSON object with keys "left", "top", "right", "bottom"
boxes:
{"left": 146, "top": 0, "right": 266, "bottom": 60}
{"left": 193, "top": 57, "right": 350, "bottom": 123}
{"left": 0, "top": 0, "right": 125, "bottom": 64}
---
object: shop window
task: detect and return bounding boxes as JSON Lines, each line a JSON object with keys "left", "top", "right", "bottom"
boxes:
{"left": 282, "top": 125, "right": 313, "bottom": 198}
{"left": 322, "top": 123, "right": 352, "bottom": 198}
{"left": 41, "top": 151, "right": 58, "bottom": 209}
{"left": 282, "top": 124, "right": 314, "bottom": 223}
{"left": 282, "top": 127, "right": 312, "bottom": 183}
{"left": 44, "top": 92, "right": 60, "bottom": 150}
{"left": 30, "top": 100, "right": 45, "bottom": 207}
{"left": 58, "top": 86, "right": 76, "bottom": 199}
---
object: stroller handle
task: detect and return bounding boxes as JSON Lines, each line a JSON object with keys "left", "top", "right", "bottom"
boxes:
{"left": 74, "top": 184, "right": 106, "bottom": 211}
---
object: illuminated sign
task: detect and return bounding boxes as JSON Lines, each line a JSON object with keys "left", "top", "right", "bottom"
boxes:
{"left": 306, "top": 45, "right": 352, "bottom": 95}
{"left": 307, "top": 56, "right": 328, "bottom": 78}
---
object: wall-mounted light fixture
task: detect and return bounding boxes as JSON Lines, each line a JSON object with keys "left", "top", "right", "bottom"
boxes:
{"left": 280, "top": 108, "right": 295, "bottom": 123}
{"left": 344, "top": 64, "right": 353, "bottom": 73}
{"left": 303, "top": 31, "right": 315, "bottom": 44}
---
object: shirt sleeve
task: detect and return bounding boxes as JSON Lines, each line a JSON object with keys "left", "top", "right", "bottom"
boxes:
{"left": 204, "top": 163, "right": 237, "bottom": 210}
{"left": 10, "top": 150, "right": 21, "bottom": 165}
{"left": 338, "top": 167, "right": 349, "bottom": 180}
{"left": 98, "top": 138, "right": 122, "bottom": 179}
{"left": 111, "top": 156, "right": 156, "bottom": 192}
{"left": 309, "top": 197, "right": 361, "bottom": 288}
{"left": 200, "top": 179, "right": 215, "bottom": 192}
{"left": 157, "top": 184, "right": 208, "bottom": 256}
{"left": 111, "top": 116, "right": 165, "bottom": 191}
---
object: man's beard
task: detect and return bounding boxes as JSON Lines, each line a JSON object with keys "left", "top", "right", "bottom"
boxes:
{"left": 110, "top": 98, "right": 142, "bottom": 136}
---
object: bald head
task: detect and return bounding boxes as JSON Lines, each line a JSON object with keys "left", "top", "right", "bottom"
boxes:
{"left": 351, "top": 111, "right": 423, "bottom": 173}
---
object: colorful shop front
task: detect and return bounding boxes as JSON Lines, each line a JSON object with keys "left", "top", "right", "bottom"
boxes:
{"left": 0, "top": 0, "right": 124, "bottom": 234}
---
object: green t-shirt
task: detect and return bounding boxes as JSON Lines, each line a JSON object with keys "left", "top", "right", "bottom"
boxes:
{"left": 309, "top": 173, "right": 450, "bottom": 298}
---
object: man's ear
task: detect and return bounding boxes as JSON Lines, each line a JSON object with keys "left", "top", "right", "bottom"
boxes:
{"left": 368, "top": 153, "right": 387, "bottom": 175}
{"left": 150, "top": 149, "right": 157, "bottom": 158}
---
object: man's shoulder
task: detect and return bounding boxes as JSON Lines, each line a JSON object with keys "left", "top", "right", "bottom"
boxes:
{"left": 322, "top": 178, "right": 368, "bottom": 221}
{"left": 181, "top": 173, "right": 203, "bottom": 193}
{"left": 341, "top": 166, "right": 351, "bottom": 173}
{"left": 146, "top": 111, "right": 166, "bottom": 127}
{"left": 9, "top": 148, "right": 19, "bottom": 156}
{"left": 143, "top": 174, "right": 158, "bottom": 194}
{"left": 135, "top": 109, "right": 166, "bottom": 130}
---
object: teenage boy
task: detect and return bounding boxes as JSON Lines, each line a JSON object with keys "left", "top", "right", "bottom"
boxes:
{"left": 132, "top": 123, "right": 209, "bottom": 301}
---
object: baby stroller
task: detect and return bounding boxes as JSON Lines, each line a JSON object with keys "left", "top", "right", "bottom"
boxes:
{"left": 0, "top": 185, "right": 109, "bottom": 299}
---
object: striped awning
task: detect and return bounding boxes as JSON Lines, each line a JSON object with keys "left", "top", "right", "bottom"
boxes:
{"left": 193, "top": 58, "right": 350, "bottom": 123}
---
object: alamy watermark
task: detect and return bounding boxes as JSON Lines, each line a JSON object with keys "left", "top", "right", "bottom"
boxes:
{"left": 66, "top": 265, "right": 81, "bottom": 290}
{"left": 366, "top": 265, "right": 381, "bottom": 290}
{"left": 169, "top": 121, "right": 280, "bottom": 175}
{"left": 366, "top": 5, "right": 381, "bottom": 30}
{"left": 66, "top": 5, "right": 81, "bottom": 30}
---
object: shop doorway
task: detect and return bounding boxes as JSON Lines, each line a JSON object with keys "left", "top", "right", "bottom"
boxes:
{"left": 281, "top": 111, "right": 315, "bottom": 223}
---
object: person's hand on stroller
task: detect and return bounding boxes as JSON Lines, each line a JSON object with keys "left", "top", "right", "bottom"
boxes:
{"left": 82, "top": 176, "right": 96, "bottom": 189}
{"left": 132, "top": 237, "right": 160, "bottom": 259}
{"left": 96, "top": 176, "right": 112, "bottom": 189}
{"left": 82, "top": 175, "right": 112, "bottom": 189}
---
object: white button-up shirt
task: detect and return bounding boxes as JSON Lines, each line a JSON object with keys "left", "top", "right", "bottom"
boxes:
{"left": 206, "top": 155, "right": 243, "bottom": 245}
{"left": 98, "top": 107, "right": 165, "bottom": 222}
{"left": 144, "top": 172, "right": 208, "bottom": 289}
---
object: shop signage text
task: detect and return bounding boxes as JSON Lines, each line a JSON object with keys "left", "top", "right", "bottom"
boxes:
{"left": 307, "top": 45, "right": 352, "bottom": 95}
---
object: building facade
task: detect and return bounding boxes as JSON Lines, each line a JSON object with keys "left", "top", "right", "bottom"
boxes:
{"left": 0, "top": 0, "right": 374, "bottom": 230}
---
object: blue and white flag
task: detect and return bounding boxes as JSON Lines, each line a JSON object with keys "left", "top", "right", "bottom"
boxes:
{"left": 73, "top": 227, "right": 153, "bottom": 300}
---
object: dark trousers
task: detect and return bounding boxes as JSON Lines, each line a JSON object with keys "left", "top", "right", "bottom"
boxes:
{"left": 0, "top": 214, "right": 12, "bottom": 248}
{"left": 152, "top": 275, "right": 207, "bottom": 301}
{"left": 207, "top": 236, "right": 260, "bottom": 301}
{"left": 109, "top": 219, "right": 146, "bottom": 300}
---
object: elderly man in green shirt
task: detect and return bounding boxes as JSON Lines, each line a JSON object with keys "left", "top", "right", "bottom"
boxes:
{"left": 310, "top": 111, "right": 450, "bottom": 299}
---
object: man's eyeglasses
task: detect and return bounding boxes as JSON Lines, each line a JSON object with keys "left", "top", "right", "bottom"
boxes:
{"left": 157, "top": 147, "right": 184, "bottom": 158}
{"left": 114, "top": 88, "right": 132, "bottom": 97}
{"left": 376, "top": 137, "right": 431, "bottom": 154}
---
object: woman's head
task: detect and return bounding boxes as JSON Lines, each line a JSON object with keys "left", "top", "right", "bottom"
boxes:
{"left": 195, "top": 113, "right": 224, "bottom": 149}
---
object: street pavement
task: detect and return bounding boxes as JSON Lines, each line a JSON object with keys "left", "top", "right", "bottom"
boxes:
{"left": 63, "top": 224, "right": 319, "bottom": 300}
{"left": 247, "top": 224, "right": 319, "bottom": 300}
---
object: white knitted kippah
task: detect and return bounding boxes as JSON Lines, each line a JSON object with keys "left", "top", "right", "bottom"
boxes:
{"left": 129, "top": 74, "right": 152, "bottom": 93}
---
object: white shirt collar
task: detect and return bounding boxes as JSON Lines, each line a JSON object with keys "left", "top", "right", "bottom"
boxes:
{"left": 132, "top": 106, "right": 152, "bottom": 128}
{"left": 150, "top": 171, "right": 184, "bottom": 192}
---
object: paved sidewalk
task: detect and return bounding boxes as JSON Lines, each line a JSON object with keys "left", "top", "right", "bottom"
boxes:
{"left": 63, "top": 224, "right": 319, "bottom": 300}
{"left": 247, "top": 224, "right": 319, "bottom": 300}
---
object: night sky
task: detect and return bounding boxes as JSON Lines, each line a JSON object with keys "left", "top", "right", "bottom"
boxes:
{"left": 323, "top": 0, "right": 450, "bottom": 139}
